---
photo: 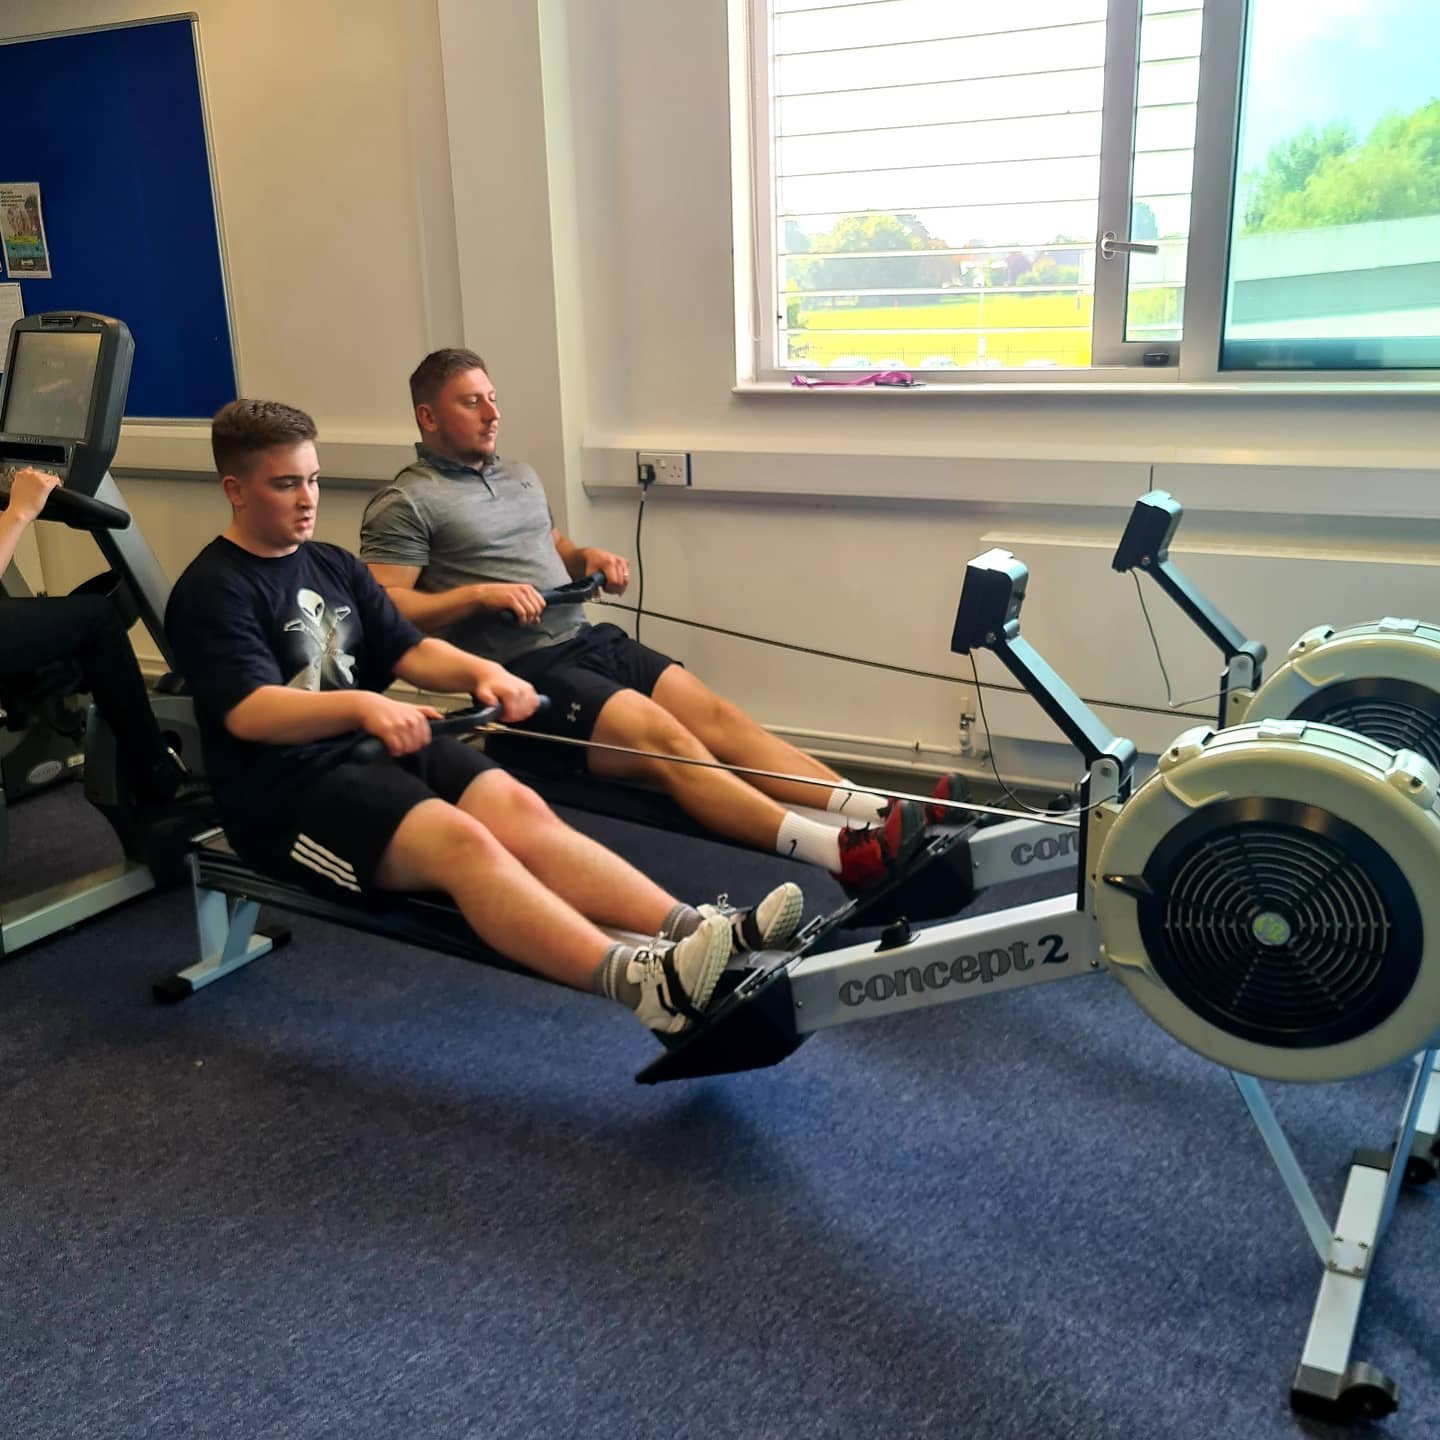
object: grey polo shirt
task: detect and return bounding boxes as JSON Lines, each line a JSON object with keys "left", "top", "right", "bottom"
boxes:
{"left": 359, "top": 445, "right": 587, "bottom": 665}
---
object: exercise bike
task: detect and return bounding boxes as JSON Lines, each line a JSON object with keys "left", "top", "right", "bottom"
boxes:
{"left": 0, "top": 311, "right": 211, "bottom": 958}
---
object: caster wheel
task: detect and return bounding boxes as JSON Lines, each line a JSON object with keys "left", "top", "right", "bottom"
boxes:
{"left": 152, "top": 975, "right": 194, "bottom": 1004}
{"left": 1292, "top": 1362, "right": 1398, "bottom": 1422}
{"left": 1339, "top": 1376, "right": 1399, "bottom": 1422}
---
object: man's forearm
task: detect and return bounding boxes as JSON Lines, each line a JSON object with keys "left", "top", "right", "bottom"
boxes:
{"left": 552, "top": 531, "right": 588, "bottom": 580}
{"left": 382, "top": 582, "right": 481, "bottom": 633}
{"left": 0, "top": 511, "right": 31, "bottom": 577}
{"left": 226, "top": 686, "right": 368, "bottom": 745}
{"left": 393, "top": 637, "right": 495, "bottom": 696}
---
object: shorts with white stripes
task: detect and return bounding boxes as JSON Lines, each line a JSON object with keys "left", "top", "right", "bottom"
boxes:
{"left": 226, "top": 737, "right": 500, "bottom": 897}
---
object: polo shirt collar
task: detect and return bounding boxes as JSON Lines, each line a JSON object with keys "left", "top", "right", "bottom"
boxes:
{"left": 414, "top": 443, "right": 500, "bottom": 480}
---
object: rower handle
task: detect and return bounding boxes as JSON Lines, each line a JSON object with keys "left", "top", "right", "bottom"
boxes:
{"left": 500, "top": 570, "right": 605, "bottom": 624}
{"left": 348, "top": 696, "right": 548, "bottom": 764}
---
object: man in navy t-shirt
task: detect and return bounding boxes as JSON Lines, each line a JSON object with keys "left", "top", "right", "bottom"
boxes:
{"left": 166, "top": 400, "right": 803, "bottom": 1037}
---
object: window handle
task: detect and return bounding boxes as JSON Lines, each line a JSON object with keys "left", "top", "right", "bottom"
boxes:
{"left": 1100, "top": 230, "right": 1161, "bottom": 260}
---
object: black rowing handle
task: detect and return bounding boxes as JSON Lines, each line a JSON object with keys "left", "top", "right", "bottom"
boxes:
{"left": 349, "top": 696, "right": 548, "bottom": 763}
{"left": 500, "top": 570, "right": 605, "bottom": 624}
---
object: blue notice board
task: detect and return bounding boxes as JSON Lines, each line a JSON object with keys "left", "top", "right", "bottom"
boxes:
{"left": 0, "top": 18, "right": 236, "bottom": 418}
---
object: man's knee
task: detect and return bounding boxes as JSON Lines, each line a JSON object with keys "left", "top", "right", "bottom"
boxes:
{"left": 602, "top": 694, "right": 704, "bottom": 756}
{"left": 700, "top": 690, "right": 748, "bottom": 733}
{"left": 378, "top": 802, "right": 504, "bottom": 889}
{"left": 465, "top": 769, "right": 557, "bottom": 824}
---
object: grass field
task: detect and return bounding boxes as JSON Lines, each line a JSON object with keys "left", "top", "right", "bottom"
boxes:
{"left": 785, "top": 288, "right": 1182, "bottom": 368}
{"left": 787, "top": 293, "right": 1095, "bottom": 368}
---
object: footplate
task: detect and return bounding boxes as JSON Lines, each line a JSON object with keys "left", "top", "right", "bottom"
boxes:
{"left": 635, "top": 952, "right": 806, "bottom": 1083}
{"left": 848, "top": 826, "right": 976, "bottom": 927}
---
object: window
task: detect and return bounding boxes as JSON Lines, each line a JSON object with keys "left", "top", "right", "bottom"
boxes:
{"left": 1221, "top": 0, "right": 1440, "bottom": 371}
{"left": 739, "top": 0, "right": 1440, "bottom": 382}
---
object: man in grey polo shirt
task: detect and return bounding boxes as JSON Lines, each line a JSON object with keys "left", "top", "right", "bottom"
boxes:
{"left": 361, "top": 348, "right": 941, "bottom": 893}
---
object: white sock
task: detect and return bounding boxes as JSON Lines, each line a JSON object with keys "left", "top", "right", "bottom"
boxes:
{"left": 825, "top": 783, "right": 887, "bottom": 823}
{"left": 776, "top": 811, "right": 844, "bottom": 871}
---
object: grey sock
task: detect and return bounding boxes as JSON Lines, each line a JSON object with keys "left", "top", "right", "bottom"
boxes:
{"left": 593, "top": 943, "right": 642, "bottom": 1007}
{"left": 660, "top": 903, "right": 702, "bottom": 941}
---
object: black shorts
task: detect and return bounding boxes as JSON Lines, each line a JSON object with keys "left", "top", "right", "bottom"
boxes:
{"left": 499, "top": 623, "right": 677, "bottom": 775}
{"left": 223, "top": 737, "right": 500, "bottom": 896}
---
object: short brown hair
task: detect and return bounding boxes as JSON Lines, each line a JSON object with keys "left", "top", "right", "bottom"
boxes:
{"left": 211, "top": 399, "right": 318, "bottom": 476}
{"left": 409, "top": 348, "right": 489, "bottom": 409}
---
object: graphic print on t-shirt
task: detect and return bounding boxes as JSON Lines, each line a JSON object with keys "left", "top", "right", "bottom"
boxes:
{"left": 282, "top": 586, "right": 358, "bottom": 690}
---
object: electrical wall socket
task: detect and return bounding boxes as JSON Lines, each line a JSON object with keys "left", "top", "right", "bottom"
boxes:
{"left": 636, "top": 450, "right": 691, "bottom": 487}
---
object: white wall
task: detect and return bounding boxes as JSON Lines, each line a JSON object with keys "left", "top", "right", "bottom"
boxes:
{"left": 529, "top": 0, "right": 1440, "bottom": 778}
{"left": 9, "top": 0, "right": 1440, "bottom": 785}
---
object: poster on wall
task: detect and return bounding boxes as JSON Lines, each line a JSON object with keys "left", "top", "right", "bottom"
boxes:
{"left": 0, "top": 183, "right": 52, "bottom": 278}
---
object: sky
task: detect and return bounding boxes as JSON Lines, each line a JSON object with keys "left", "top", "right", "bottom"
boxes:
{"left": 1240, "top": 0, "right": 1440, "bottom": 173}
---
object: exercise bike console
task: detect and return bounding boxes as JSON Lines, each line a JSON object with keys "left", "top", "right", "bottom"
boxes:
{"left": 0, "top": 312, "right": 133, "bottom": 499}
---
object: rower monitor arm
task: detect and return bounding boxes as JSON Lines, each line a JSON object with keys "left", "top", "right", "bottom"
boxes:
{"left": 1112, "top": 489, "right": 1267, "bottom": 727}
{"left": 951, "top": 546, "right": 1137, "bottom": 805}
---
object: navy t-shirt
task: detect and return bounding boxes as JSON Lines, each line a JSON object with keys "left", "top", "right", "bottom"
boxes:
{"left": 165, "top": 537, "right": 423, "bottom": 824}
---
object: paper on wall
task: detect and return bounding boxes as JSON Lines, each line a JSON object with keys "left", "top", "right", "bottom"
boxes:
{"left": 0, "top": 183, "right": 52, "bottom": 279}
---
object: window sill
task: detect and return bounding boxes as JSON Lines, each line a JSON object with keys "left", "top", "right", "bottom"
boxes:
{"left": 735, "top": 377, "right": 1440, "bottom": 398}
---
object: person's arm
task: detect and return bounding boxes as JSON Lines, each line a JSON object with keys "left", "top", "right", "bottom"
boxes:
{"left": 365, "top": 563, "right": 549, "bottom": 631}
{"left": 391, "top": 637, "right": 539, "bottom": 723}
{"left": 551, "top": 529, "right": 631, "bottom": 594}
{"left": 225, "top": 685, "right": 440, "bottom": 756}
{"left": 0, "top": 467, "right": 61, "bottom": 574}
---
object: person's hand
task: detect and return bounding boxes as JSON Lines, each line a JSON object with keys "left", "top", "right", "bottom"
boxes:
{"left": 354, "top": 692, "right": 442, "bottom": 756}
{"left": 472, "top": 663, "right": 539, "bottom": 723}
{"left": 3, "top": 467, "right": 61, "bottom": 525}
{"left": 579, "top": 547, "right": 629, "bottom": 595}
{"left": 474, "top": 581, "right": 546, "bottom": 623}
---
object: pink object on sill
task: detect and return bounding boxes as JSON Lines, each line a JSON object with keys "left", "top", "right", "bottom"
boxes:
{"left": 790, "top": 370, "right": 917, "bottom": 388}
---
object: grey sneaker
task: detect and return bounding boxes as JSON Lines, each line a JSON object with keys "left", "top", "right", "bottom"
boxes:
{"left": 700, "top": 881, "right": 804, "bottom": 954}
{"left": 629, "top": 914, "right": 732, "bottom": 1035}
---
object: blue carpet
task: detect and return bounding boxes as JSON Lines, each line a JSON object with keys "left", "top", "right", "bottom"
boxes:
{"left": 1, "top": 790, "right": 1436, "bottom": 1439}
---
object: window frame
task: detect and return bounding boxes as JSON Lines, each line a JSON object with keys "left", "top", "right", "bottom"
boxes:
{"left": 737, "top": 0, "right": 1440, "bottom": 389}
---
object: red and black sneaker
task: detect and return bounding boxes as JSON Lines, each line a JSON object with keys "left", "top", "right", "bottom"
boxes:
{"left": 834, "top": 798, "right": 928, "bottom": 892}
{"left": 926, "top": 772, "right": 971, "bottom": 827}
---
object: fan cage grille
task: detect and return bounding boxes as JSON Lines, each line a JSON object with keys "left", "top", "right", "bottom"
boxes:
{"left": 1135, "top": 800, "right": 1422, "bottom": 1050}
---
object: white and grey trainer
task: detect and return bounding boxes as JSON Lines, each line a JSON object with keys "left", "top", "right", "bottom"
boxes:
{"left": 629, "top": 914, "right": 733, "bottom": 1035}
{"left": 700, "top": 881, "right": 804, "bottom": 954}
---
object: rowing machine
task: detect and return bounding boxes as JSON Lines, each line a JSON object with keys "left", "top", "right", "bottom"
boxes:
{"left": 645, "top": 544, "right": 1440, "bottom": 1424}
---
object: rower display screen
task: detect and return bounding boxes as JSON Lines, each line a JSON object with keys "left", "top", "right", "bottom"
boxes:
{"left": 1, "top": 330, "right": 102, "bottom": 440}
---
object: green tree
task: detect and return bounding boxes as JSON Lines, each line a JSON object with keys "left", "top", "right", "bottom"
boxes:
{"left": 1242, "top": 121, "right": 1355, "bottom": 231}
{"left": 1014, "top": 254, "right": 1080, "bottom": 288}
{"left": 789, "top": 212, "right": 954, "bottom": 293}
{"left": 1241, "top": 103, "right": 1440, "bottom": 233}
